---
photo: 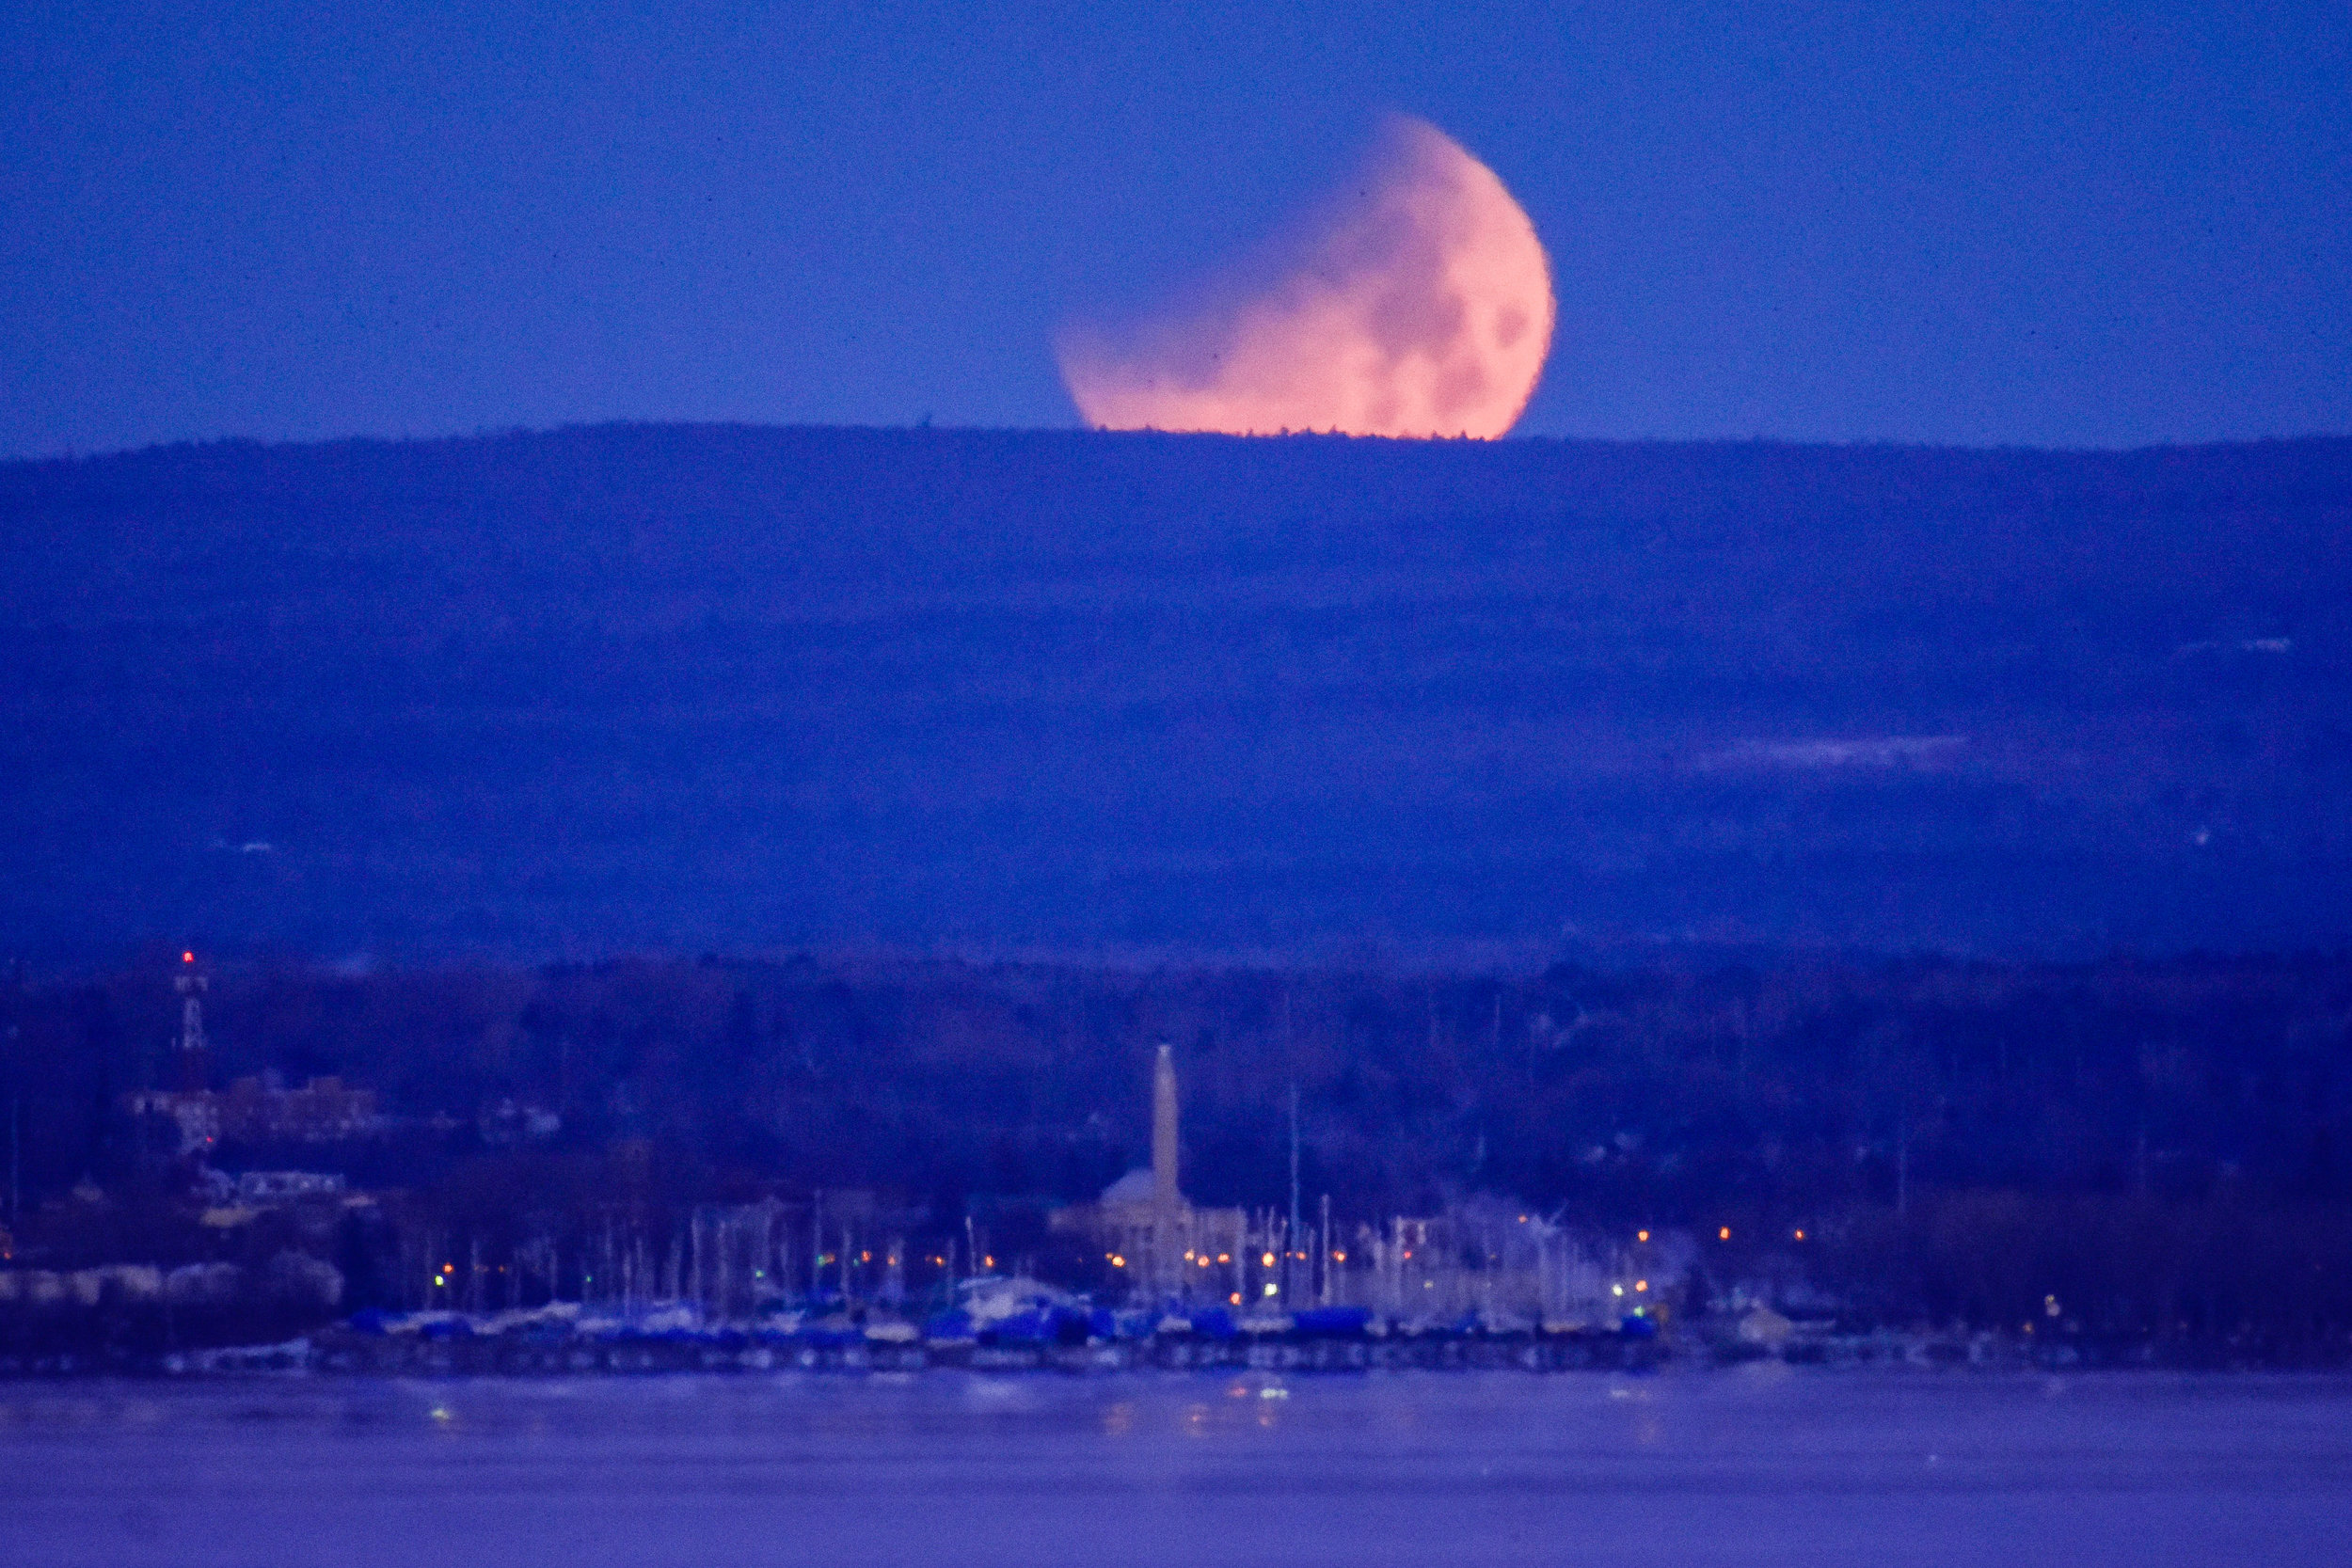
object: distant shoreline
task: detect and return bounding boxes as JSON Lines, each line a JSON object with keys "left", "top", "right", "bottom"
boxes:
{"left": 8, "top": 1322, "right": 2347, "bottom": 1380}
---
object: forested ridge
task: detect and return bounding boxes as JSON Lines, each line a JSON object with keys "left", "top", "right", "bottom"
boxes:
{"left": 4, "top": 426, "right": 2348, "bottom": 958}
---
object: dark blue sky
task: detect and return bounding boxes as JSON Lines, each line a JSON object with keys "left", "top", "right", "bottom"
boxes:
{"left": 5, "top": 1, "right": 2346, "bottom": 457}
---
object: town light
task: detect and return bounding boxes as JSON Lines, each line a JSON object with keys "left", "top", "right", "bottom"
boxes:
{"left": 1263, "top": 1283, "right": 1279, "bottom": 1296}
{"left": 1719, "top": 1227, "right": 1731, "bottom": 1241}
{"left": 1612, "top": 1284, "right": 1625, "bottom": 1297}
{"left": 1636, "top": 1230, "right": 1648, "bottom": 1243}
{"left": 1110, "top": 1255, "right": 1126, "bottom": 1268}
{"left": 1262, "top": 1252, "right": 1276, "bottom": 1267}
{"left": 1794, "top": 1229, "right": 1805, "bottom": 1241}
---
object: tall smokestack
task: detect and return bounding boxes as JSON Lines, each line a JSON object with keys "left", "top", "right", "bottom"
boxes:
{"left": 1152, "top": 1040, "right": 1180, "bottom": 1212}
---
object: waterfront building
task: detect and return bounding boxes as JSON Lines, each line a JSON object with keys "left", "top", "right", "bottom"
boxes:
{"left": 127, "top": 1075, "right": 386, "bottom": 1155}
{"left": 1052, "top": 1041, "right": 1246, "bottom": 1302}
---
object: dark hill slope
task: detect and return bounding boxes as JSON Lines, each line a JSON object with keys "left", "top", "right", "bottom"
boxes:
{"left": 4, "top": 426, "right": 2348, "bottom": 958}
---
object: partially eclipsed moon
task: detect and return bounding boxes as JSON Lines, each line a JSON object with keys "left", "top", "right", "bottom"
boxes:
{"left": 1059, "top": 117, "right": 1554, "bottom": 439}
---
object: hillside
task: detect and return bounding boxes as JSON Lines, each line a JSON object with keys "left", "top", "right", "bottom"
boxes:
{"left": 4, "top": 426, "right": 2349, "bottom": 958}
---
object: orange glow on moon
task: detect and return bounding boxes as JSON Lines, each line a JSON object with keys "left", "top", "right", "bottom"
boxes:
{"left": 1059, "top": 117, "right": 1553, "bottom": 439}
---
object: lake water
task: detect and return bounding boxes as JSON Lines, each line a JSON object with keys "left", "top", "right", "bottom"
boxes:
{"left": 7, "top": 1369, "right": 2351, "bottom": 1566}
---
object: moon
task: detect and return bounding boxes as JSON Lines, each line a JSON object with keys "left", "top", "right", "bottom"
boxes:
{"left": 1058, "top": 117, "right": 1554, "bottom": 439}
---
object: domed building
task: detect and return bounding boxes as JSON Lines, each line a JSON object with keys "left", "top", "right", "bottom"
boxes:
{"left": 1052, "top": 1041, "right": 1245, "bottom": 1302}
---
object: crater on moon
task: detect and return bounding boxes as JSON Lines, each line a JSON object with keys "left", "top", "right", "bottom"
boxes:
{"left": 1058, "top": 117, "right": 1554, "bottom": 439}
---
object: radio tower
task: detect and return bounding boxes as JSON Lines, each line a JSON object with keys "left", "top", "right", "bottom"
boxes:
{"left": 175, "top": 951, "right": 210, "bottom": 1093}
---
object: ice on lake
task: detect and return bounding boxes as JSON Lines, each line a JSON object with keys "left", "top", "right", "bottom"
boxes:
{"left": 7, "top": 1369, "right": 2352, "bottom": 1567}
